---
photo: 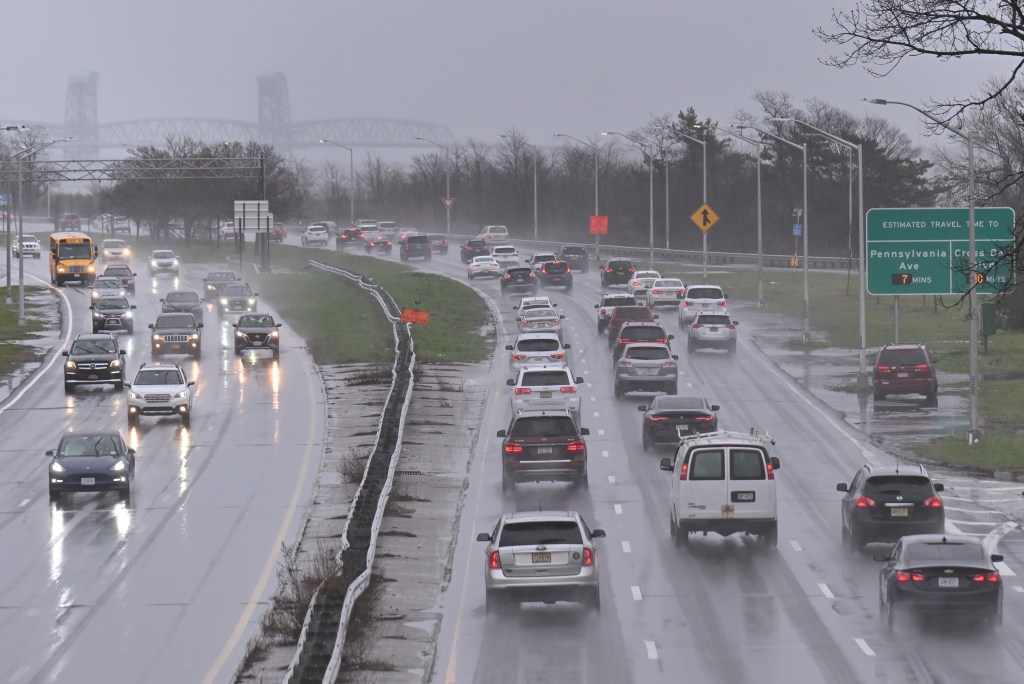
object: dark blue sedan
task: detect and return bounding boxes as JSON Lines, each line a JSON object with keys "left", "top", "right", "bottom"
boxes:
{"left": 47, "top": 431, "right": 136, "bottom": 502}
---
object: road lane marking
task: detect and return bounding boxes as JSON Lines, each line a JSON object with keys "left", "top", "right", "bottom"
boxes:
{"left": 996, "top": 562, "right": 1016, "bottom": 577}
{"left": 590, "top": 396, "right": 597, "bottom": 402}
{"left": 644, "top": 640, "right": 658, "bottom": 659}
{"left": 854, "top": 638, "right": 875, "bottom": 657}
{"left": 789, "top": 540, "right": 803, "bottom": 552}
{"left": 587, "top": 382, "right": 593, "bottom": 388}
{"left": 583, "top": 369, "right": 590, "bottom": 375}
{"left": 18, "top": 499, "right": 29, "bottom": 508}
{"left": 944, "top": 506, "right": 1004, "bottom": 514}
{"left": 614, "top": 504, "right": 623, "bottom": 515}
{"left": 608, "top": 475, "right": 616, "bottom": 484}
{"left": 1014, "top": 586, "right": 1024, "bottom": 593}
{"left": 593, "top": 411, "right": 599, "bottom": 417}
{"left": 631, "top": 585, "right": 643, "bottom": 601}
{"left": 818, "top": 583, "right": 834, "bottom": 599}
{"left": 622, "top": 541, "right": 632, "bottom": 553}
{"left": 598, "top": 429, "right": 605, "bottom": 436}
{"left": 601, "top": 450, "right": 609, "bottom": 458}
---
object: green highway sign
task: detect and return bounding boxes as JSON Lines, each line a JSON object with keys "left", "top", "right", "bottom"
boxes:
{"left": 866, "top": 207, "right": 1015, "bottom": 295}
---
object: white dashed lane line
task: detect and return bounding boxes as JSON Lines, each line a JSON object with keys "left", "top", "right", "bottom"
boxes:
{"left": 818, "top": 583, "right": 835, "bottom": 599}
{"left": 622, "top": 541, "right": 632, "bottom": 553}
{"left": 601, "top": 450, "right": 609, "bottom": 458}
{"left": 631, "top": 585, "right": 643, "bottom": 601}
{"left": 789, "top": 540, "right": 803, "bottom": 552}
{"left": 614, "top": 504, "right": 623, "bottom": 515}
{"left": 854, "top": 638, "right": 876, "bottom": 657}
{"left": 608, "top": 475, "right": 616, "bottom": 484}
{"left": 1014, "top": 586, "right": 1023, "bottom": 593}
{"left": 598, "top": 429, "right": 605, "bottom": 436}
{"left": 644, "top": 641, "right": 658, "bottom": 660}
{"left": 593, "top": 411, "right": 600, "bottom": 418}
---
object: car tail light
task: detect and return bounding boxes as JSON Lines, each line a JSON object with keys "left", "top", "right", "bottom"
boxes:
{"left": 385, "top": 241, "right": 392, "bottom": 246}
{"left": 653, "top": 338, "right": 667, "bottom": 345}
{"left": 923, "top": 495, "right": 943, "bottom": 508}
{"left": 649, "top": 416, "right": 668, "bottom": 421}
{"left": 511, "top": 354, "right": 527, "bottom": 361}
{"left": 915, "top": 364, "right": 930, "bottom": 372}
{"left": 718, "top": 301, "right": 727, "bottom": 307}
{"left": 605, "top": 267, "right": 613, "bottom": 273}
{"left": 691, "top": 323, "right": 703, "bottom": 329}
{"left": 766, "top": 459, "right": 775, "bottom": 480}
{"left": 679, "top": 462, "right": 688, "bottom": 481}
{"left": 503, "top": 443, "right": 524, "bottom": 453}
{"left": 854, "top": 495, "right": 877, "bottom": 508}
{"left": 632, "top": 281, "right": 641, "bottom": 287}
{"left": 566, "top": 440, "right": 586, "bottom": 452}
{"left": 503, "top": 274, "right": 511, "bottom": 280}
{"left": 651, "top": 289, "right": 663, "bottom": 295}
{"left": 725, "top": 323, "right": 736, "bottom": 329}
{"left": 514, "top": 387, "right": 531, "bottom": 395}
{"left": 550, "top": 353, "right": 565, "bottom": 360}
{"left": 560, "top": 386, "right": 577, "bottom": 393}
{"left": 566, "top": 266, "right": 572, "bottom": 272}
{"left": 528, "top": 273, "right": 536, "bottom": 279}
{"left": 683, "top": 301, "right": 693, "bottom": 307}
{"left": 897, "top": 571, "right": 926, "bottom": 582}
{"left": 664, "top": 361, "right": 677, "bottom": 368}
{"left": 972, "top": 572, "right": 1000, "bottom": 583}
{"left": 628, "top": 267, "right": 636, "bottom": 273}
{"left": 489, "top": 551, "right": 502, "bottom": 569}
{"left": 582, "top": 548, "right": 594, "bottom": 566}
{"left": 694, "top": 416, "right": 713, "bottom": 423}
{"left": 617, "top": 338, "right": 627, "bottom": 345}
{"left": 618, "top": 360, "right": 633, "bottom": 367}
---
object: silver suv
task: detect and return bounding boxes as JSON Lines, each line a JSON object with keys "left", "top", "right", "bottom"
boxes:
{"left": 687, "top": 312, "right": 738, "bottom": 354}
{"left": 126, "top": 363, "right": 194, "bottom": 427}
{"left": 613, "top": 343, "right": 678, "bottom": 398}
{"left": 476, "top": 510, "right": 606, "bottom": 612}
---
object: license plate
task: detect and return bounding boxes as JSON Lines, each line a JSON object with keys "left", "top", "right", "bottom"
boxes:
{"left": 938, "top": 577, "right": 959, "bottom": 588}
{"left": 535, "top": 446, "right": 553, "bottom": 454}
{"left": 252, "top": 341, "right": 262, "bottom": 346}
{"left": 897, "top": 372, "right": 909, "bottom": 378}
{"left": 890, "top": 507, "right": 909, "bottom": 517}
{"left": 735, "top": 491, "right": 755, "bottom": 502}
{"left": 532, "top": 552, "right": 551, "bottom": 563}
{"left": 637, "top": 368, "right": 658, "bottom": 375}
{"left": 88, "top": 374, "right": 99, "bottom": 380}
{"left": 540, "top": 391, "right": 552, "bottom": 398}
{"left": 81, "top": 477, "right": 95, "bottom": 486}
{"left": 709, "top": 327, "right": 719, "bottom": 332}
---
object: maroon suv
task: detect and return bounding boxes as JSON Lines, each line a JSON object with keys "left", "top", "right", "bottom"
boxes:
{"left": 497, "top": 410, "right": 589, "bottom": 491}
{"left": 873, "top": 343, "right": 937, "bottom": 403}
{"left": 607, "top": 305, "right": 656, "bottom": 346}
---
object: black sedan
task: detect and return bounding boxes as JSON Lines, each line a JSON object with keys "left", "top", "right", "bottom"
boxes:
{"left": 637, "top": 395, "right": 719, "bottom": 450}
{"left": 233, "top": 313, "right": 282, "bottom": 356}
{"left": 878, "top": 534, "right": 1003, "bottom": 629}
{"left": 500, "top": 267, "right": 538, "bottom": 295}
{"left": 364, "top": 233, "right": 393, "bottom": 254}
{"left": 47, "top": 431, "right": 136, "bottom": 502}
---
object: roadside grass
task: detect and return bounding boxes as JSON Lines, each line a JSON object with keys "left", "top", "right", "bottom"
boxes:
{"left": 0, "top": 286, "right": 52, "bottom": 372}
{"left": 917, "top": 434, "right": 1024, "bottom": 473}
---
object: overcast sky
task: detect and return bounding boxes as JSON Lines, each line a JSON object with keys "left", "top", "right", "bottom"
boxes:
{"left": 3, "top": 0, "right": 1009, "bottom": 160}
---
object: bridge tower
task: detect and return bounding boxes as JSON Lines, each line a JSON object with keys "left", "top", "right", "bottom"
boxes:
{"left": 257, "top": 72, "right": 291, "bottom": 145}
{"left": 65, "top": 71, "right": 100, "bottom": 158}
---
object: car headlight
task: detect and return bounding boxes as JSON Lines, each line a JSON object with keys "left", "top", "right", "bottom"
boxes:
{"left": 173, "top": 390, "right": 188, "bottom": 399}
{"left": 152, "top": 334, "right": 163, "bottom": 342}
{"left": 269, "top": 331, "right": 279, "bottom": 338}
{"left": 235, "top": 331, "right": 245, "bottom": 338}
{"left": 93, "top": 311, "right": 103, "bottom": 318}
{"left": 247, "top": 298, "right": 256, "bottom": 305}
{"left": 123, "top": 249, "right": 131, "bottom": 256}
{"left": 65, "top": 361, "right": 77, "bottom": 369}
{"left": 190, "top": 333, "right": 199, "bottom": 340}
{"left": 57, "top": 264, "right": 67, "bottom": 273}
{"left": 50, "top": 462, "right": 65, "bottom": 473}
{"left": 125, "top": 311, "right": 133, "bottom": 318}
{"left": 111, "top": 460, "right": 127, "bottom": 472}
{"left": 220, "top": 298, "right": 228, "bottom": 305}
{"left": 172, "top": 259, "right": 179, "bottom": 265}
{"left": 87, "top": 265, "right": 95, "bottom": 273}
{"left": 129, "top": 391, "right": 142, "bottom": 399}
{"left": 110, "top": 359, "right": 121, "bottom": 368}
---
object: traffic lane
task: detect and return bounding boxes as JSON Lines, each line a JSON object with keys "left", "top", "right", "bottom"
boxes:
{"left": 0, "top": 260, "right": 322, "bottom": 683}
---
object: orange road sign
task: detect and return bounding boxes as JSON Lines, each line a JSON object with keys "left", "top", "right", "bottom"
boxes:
{"left": 589, "top": 215, "right": 608, "bottom": 235}
{"left": 401, "top": 308, "right": 430, "bottom": 325}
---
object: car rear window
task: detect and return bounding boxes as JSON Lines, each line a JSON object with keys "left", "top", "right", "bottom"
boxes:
{"left": 615, "top": 307, "right": 651, "bottom": 320}
{"left": 625, "top": 346, "right": 670, "bottom": 360}
{"left": 499, "top": 521, "right": 583, "bottom": 547}
{"left": 907, "top": 541, "right": 985, "bottom": 563}
{"left": 609, "top": 261, "right": 633, "bottom": 269}
{"left": 696, "top": 315, "right": 731, "bottom": 326}
{"left": 602, "top": 296, "right": 635, "bottom": 306}
{"left": 521, "top": 371, "right": 571, "bottom": 386}
{"left": 876, "top": 349, "right": 927, "bottom": 365}
{"left": 730, "top": 449, "right": 767, "bottom": 480}
{"left": 687, "top": 287, "right": 724, "bottom": 300}
{"left": 621, "top": 327, "right": 666, "bottom": 341}
{"left": 544, "top": 262, "right": 569, "bottom": 274}
{"left": 864, "top": 475, "right": 934, "bottom": 498}
{"left": 517, "top": 339, "right": 560, "bottom": 352}
{"left": 509, "top": 416, "right": 577, "bottom": 438}
{"left": 406, "top": 235, "right": 429, "bottom": 244}
{"left": 689, "top": 449, "right": 725, "bottom": 480}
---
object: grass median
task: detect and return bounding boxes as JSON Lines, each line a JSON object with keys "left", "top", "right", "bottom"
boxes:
{"left": 0, "top": 286, "right": 53, "bottom": 376}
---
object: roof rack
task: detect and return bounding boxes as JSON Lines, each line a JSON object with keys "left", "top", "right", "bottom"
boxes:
{"left": 674, "top": 427, "right": 776, "bottom": 447}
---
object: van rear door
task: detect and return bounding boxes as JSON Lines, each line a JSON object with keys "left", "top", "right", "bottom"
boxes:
{"left": 726, "top": 447, "right": 774, "bottom": 519}
{"left": 681, "top": 447, "right": 727, "bottom": 520}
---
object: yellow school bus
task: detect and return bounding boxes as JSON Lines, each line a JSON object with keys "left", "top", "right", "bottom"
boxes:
{"left": 49, "top": 231, "right": 97, "bottom": 286}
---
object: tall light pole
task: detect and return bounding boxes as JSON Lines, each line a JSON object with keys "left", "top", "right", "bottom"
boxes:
{"left": 416, "top": 136, "right": 452, "bottom": 234}
{"left": 676, "top": 129, "right": 708, "bottom": 280}
{"left": 866, "top": 98, "right": 980, "bottom": 442}
{"left": 603, "top": 131, "right": 656, "bottom": 267}
{"left": 3, "top": 125, "right": 30, "bottom": 303}
{"left": 319, "top": 139, "right": 355, "bottom": 227}
{"left": 740, "top": 124, "right": 809, "bottom": 341}
{"left": 500, "top": 135, "right": 539, "bottom": 240}
{"left": 555, "top": 133, "right": 600, "bottom": 260}
{"left": 723, "top": 126, "right": 765, "bottom": 307}
{"left": 773, "top": 117, "right": 866, "bottom": 378}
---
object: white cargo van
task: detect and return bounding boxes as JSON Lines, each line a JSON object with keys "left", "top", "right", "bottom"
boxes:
{"left": 660, "top": 429, "right": 780, "bottom": 547}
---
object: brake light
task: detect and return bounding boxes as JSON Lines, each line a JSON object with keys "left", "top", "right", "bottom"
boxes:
{"left": 605, "top": 267, "right": 613, "bottom": 273}
{"left": 511, "top": 354, "right": 527, "bottom": 360}
{"left": 514, "top": 387, "right": 531, "bottom": 395}
{"left": 679, "top": 462, "right": 688, "bottom": 480}
{"left": 725, "top": 323, "right": 736, "bottom": 329}
{"left": 617, "top": 338, "right": 626, "bottom": 345}
{"left": 854, "top": 495, "right": 877, "bottom": 508}
{"left": 528, "top": 273, "right": 536, "bottom": 278}
{"left": 648, "top": 416, "right": 668, "bottom": 421}
{"left": 923, "top": 495, "right": 943, "bottom": 508}
{"left": 651, "top": 289, "right": 663, "bottom": 295}
{"left": 550, "top": 353, "right": 565, "bottom": 360}
{"left": 566, "top": 440, "right": 586, "bottom": 452}
{"left": 582, "top": 548, "right": 594, "bottom": 566}
{"left": 632, "top": 281, "right": 641, "bottom": 287}
{"left": 972, "top": 572, "right": 1000, "bottom": 583}
{"left": 691, "top": 323, "right": 703, "bottom": 329}
{"left": 915, "top": 364, "right": 930, "bottom": 371}
{"left": 560, "top": 386, "right": 577, "bottom": 393}
{"left": 896, "top": 571, "right": 926, "bottom": 582}
{"left": 489, "top": 551, "right": 502, "bottom": 569}
{"left": 767, "top": 460, "right": 775, "bottom": 480}
{"left": 566, "top": 266, "right": 572, "bottom": 273}
{"left": 628, "top": 267, "right": 636, "bottom": 273}
{"left": 683, "top": 301, "right": 693, "bottom": 307}
{"left": 504, "top": 443, "right": 524, "bottom": 453}
{"left": 653, "top": 338, "right": 667, "bottom": 345}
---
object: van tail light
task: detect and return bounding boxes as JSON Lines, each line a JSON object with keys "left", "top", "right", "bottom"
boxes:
{"left": 566, "top": 440, "right": 586, "bottom": 452}
{"left": 972, "top": 572, "right": 1000, "bottom": 583}
{"left": 582, "top": 548, "right": 594, "bottom": 566}
{"left": 766, "top": 460, "right": 775, "bottom": 480}
{"left": 922, "top": 495, "right": 943, "bottom": 508}
{"left": 511, "top": 354, "right": 527, "bottom": 361}
{"left": 489, "top": 551, "right": 502, "bottom": 569}
{"left": 691, "top": 323, "right": 703, "bottom": 329}
{"left": 503, "top": 443, "right": 524, "bottom": 453}
{"left": 679, "top": 462, "right": 688, "bottom": 481}
{"left": 560, "top": 386, "right": 577, "bottom": 393}
{"left": 514, "top": 387, "right": 532, "bottom": 395}
{"left": 896, "top": 571, "right": 925, "bottom": 582}
{"left": 854, "top": 495, "right": 877, "bottom": 508}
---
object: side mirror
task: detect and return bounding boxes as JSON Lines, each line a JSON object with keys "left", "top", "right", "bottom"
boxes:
{"left": 934, "top": 483, "right": 944, "bottom": 492}
{"left": 506, "top": 379, "right": 515, "bottom": 386}
{"left": 148, "top": 324, "right": 154, "bottom": 329}
{"left": 496, "top": 429, "right": 507, "bottom": 438}
{"left": 476, "top": 532, "right": 492, "bottom": 542}
{"left": 276, "top": 323, "right": 282, "bottom": 328}
{"left": 593, "top": 304, "right": 600, "bottom": 309}
{"left": 591, "top": 529, "right": 607, "bottom": 538}
{"left": 836, "top": 483, "right": 849, "bottom": 492}
{"left": 188, "top": 381, "right": 195, "bottom": 387}
{"left": 770, "top": 456, "right": 781, "bottom": 471}
{"left": 132, "top": 273, "right": 137, "bottom": 276}
{"left": 668, "top": 334, "right": 675, "bottom": 340}
{"left": 672, "top": 355, "right": 679, "bottom": 361}
{"left": 119, "top": 350, "right": 126, "bottom": 355}
{"left": 575, "top": 377, "right": 583, "bottom": 384}
{"left": 710, "top": 404, "right": 720, "bottom": 411}
{"left": 563, "top": 343, "right": 571, "bottom": 349}
{"left": 61, "top": 351, "right": 69, "bottom": 356}
{"left": 676, "top": 292, "right": 683, "bottom": 299}
{"left": 130, "top": 304, "right": 137, "bottom": 309}
{"left": 232, "top": 323, "right": 238, "bottom": 328}
{"left": 659, "top": 458, "right": 673, "bottom": 471}
{"left": 505, "top": 345, "right": 513, "bottom": 351}
{"left": 124, "top": 382, "right": 131, "bottom": 389}
{"left": 559, "top": 314, "right": 566, "bottom": 319}
{"left": 653, "top": 314, "right": 659, "bottom": 319}
{"left": 637, "top": 405, "right": 647, "bottom": 412}
{"left": 580, "top": 427, "right": 590, "bottom": 435}
{"left": 197, "top": 323, "right": 204, "bottom": 328}
{"left": 89, "top": 305, "right": 95, "bottom": 310}
{"left": 159, "top": 299, "right": 165, "bottom": 303}
{"left": 733, "top": 320, "right": 740, "bottom": 326}
{"left": 127, "top": 448, "right": 136, "bottom": 456}
{"left": 992, "top": 554, "right": 1004, "bottom": 563}
{"left": 46, "top": 450, "right": 54, "bottom": 457}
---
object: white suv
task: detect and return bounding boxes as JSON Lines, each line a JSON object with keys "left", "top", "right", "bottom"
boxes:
{"left": 126, "top": 363, "right": 195, "bottom": 427}
{"left": 508, "top": 365, "right": 583, "bottom": 424}
{"left": 301, "top": 224, "right": 330, "bottom": 246}
{"left": 659, "top": 430, "right": 781, "bottom": 547}
{"left": 490, "top": 244, "right": 520, "bottom": 268}
{"left": 678, "top": 285, "right": 728, "bottom": 327}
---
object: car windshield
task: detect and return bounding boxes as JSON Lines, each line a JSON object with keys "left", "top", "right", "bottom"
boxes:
{"left": 208, "top": 272, "right": 235, "bottom": 281}
{"left": 654, "top": 396, "right": 707, "bottom": 411}
{"left": 636, "top": 271, "right": 660, "bottom": 279}
{"left": 58, "top": 243, "right": 92, "bottom": 259}
{"left": 222, "top": 285, "right": 252, "bottom": 297}
{"left": 907, "top": 541, "right": 985, "bottom": 563}
{"left": 687, "top": 287, "right": 724, "bottom": 299}
{"left": 95, "top": 297, "right": 129, "bottom": 310}
{"left": 499, "top": 521, "right": 583, "bottom": 547}
{"left": 238, "top": 314, "right": 275, "bottom": 327}
{"left": 103, "top": 240, "right": 126, "bottom": 249}
{"left": 534, "top": 254, "right": 556, "bottom": 262}
{"left": 625, "top": 346, "right": 670, "bottom": 360}
{"left": 509, "top": 416, "right": 577, "bottom": 438}
{"left": 517, "top": 338, "right": 560, "bottom": 352}
{"left": 165, "top": 292, "right": 199, "bottom": 303}
{"left": 493, "top": 247, "right": 516, "bottom": 254}
{"left": 134, "top": 369, "right": 185, "bottom": 386}
{"left": 864, "top": 475, "right": 934, "bottom": 499}
{"left": 621, "top": 327, "right": 666, "bottom": 341}
{"left": 152, "top": 251, "right": 175, "bottom": 259}
{"left": 59, "top": 435, "right": 122, "bottom": 457}
{"left": 70, "top": 338, "right": 117, "bottom": 355}
{"left": 877, "top": 349, "right": 927, "bottom": 366}
{"left": 521, "top": 371, "right": 570, "bottom": 386}
{"left": 95, "top": 279, "right": 122, "bottom": 290}
{"left": 157, "top": 314, "right": 196, "bottom": 328}
{"left": 23, "top": 236, "right": 39, "bottom": 244}
{"left": 524, "top": 309, "right": 558, "bottom": 320}
{"left": 105, "top": 266, "right": 131, "bottom": 276}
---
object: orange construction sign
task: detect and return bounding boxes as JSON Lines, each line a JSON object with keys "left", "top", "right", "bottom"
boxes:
{"left": 589, "top": 215, "right": 608, "bottom": 235}
{"left": 400, "top": 308, "right": 431, "bottom": 326}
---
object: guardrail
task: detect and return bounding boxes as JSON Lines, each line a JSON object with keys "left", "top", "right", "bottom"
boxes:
{"left": 283, "top": 261, "right": 416, "bottom": 684}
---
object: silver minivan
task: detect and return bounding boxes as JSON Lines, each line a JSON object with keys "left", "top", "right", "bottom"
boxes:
{"left": 660, "top": 430, "right": 781, "bottom": 547}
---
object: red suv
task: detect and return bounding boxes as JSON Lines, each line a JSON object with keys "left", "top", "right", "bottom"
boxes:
{"left": 497, "top": 410, "right": 589, "bottom": 491}
{"left": 872, "top": 343, "right": 937, "bottom": 404}
{"left": 606, "top": 305, "right": 656, "bottom": 346}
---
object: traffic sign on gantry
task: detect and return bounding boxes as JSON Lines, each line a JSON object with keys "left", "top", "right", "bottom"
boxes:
{"left": 866, "top": 207, "right": 1015, "bottom": 296}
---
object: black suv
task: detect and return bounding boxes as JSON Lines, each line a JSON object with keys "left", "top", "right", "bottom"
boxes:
{"left": 233, "top": 313, "right": 282, "bottom": 356}
{"left": 217, "top": 282, "right": 258, "bottom": 316}
{"left": 149, "top": 313, "right": 203, "bottom": 358}
{"left": 538, "top": 260, "right": 573, "bottom": 290}
{"left": 500, "top": 266, "right": 538, "bottom": 295}
{"left": 400, "top": 234, "right": 432, "bottom": 261}
{"left": 637, "top": 395, "right": 719, "bottom": 450}
{"left": 460, "top": 238, "right": 489, "bottom": 263}
{"left": 873, "top": 343, "right": 937, "bottom": 404}
{"left": 600, "top": 259, "right": 635, "bottom": 287}
{"left": 496, "top": 410, "right": 589, "bottom": 491}
{"left": 335, "top": 228, "right": 364, "bottom": 249}
{"left": 427, "top": 234, "right": 449, "bottom": 254}
{"left": 836, "top": 464, "right": 945, "bottom": 551}
{"left": 62, "top": 333, "right": 127, "bottom": 393}
{"left": 557, "top": 245, "right": 589, "bottom": 273}
{"left": 91, "top": 295, "right": 136, "bottom": 334}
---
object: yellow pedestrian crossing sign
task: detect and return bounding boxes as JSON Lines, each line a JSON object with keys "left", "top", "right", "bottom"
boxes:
{"left": 690, "top": 203, "right": 719, "bottom": 233}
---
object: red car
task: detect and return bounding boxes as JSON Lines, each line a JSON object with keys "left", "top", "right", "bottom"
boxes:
{"left": 270, "top": 223, "right": 288, "bottom": 242}
{"left": 607, "top": 305, "right": 656, "bottom": 342}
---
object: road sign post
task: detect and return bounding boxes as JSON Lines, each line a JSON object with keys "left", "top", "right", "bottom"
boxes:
{"left": 690, "top": 203, "right": 719, "bottom": 282}
{"left": 866, "top": 207, "right": 1015, "bottom": 296}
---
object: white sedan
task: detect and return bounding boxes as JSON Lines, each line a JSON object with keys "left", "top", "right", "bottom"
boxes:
{"left": 468, "top": 255, "right": 501, "bottom": 279}
{"left": 646, "top": 278, "right": 686, "bottom": 307}
{"left": 628, "top": 270, "right": 662, "bottom": 299}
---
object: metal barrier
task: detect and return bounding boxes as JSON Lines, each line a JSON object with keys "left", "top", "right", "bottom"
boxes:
{"left": 282, "top": 261, "right": 416, "bottom": 684}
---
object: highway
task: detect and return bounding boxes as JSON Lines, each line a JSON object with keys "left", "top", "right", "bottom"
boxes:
{"left": 0, "top": 244, "right": 323, "bottom": 684}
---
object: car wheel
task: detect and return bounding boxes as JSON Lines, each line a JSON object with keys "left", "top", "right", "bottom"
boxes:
{"left": 588, "top": 588, "right": 601, "bottom": 612}
{"left": 989, "top": 601, "right": 1004, "bottom": 630}
{"left": 181, "top": 412, "right": 191, "bottom": 428}
{"left": 114, "top": 381, "right": 124, "bottom": 391}
{"left": 193, "top": 350, "right": 202, "bottom": 359}
{"left": 642, "top": 432, "right": 651, "bottom": 451}
{"left": 761, "top": 521, "right": 778, "bottom": 549}
{"left": 886, "top": 594, "right": 897, "bottom": 631}
{"left": 873, "top": 392, "right": 886, "bottom": 401}
{"left": 426, "top": 252, "right": 432, "bottom": 260}
{"left": 92, "top": 327, "right": 99, "bottom": 334}
{"left": 485, "top": 589, "right": 506, "bottom": 614}
{"left": 48, "top": 487, "right": 61, "bottom": 503}
{"left": 119, "top": 487, "right": 131, "bottom": 504}
{"left": 614, "top": 383, "right": 623, "bottom": 399}
{"left": 64, "top": 382, "right": 74, "bottom": 394}
{"left": 501, "top": 469, "right": 513, "bottom": 493}
{"left": 668, "top": 384, "right": 678, "bottom": 394}
{"left": 848, "top": 525, "right": 864, "bottom": 553}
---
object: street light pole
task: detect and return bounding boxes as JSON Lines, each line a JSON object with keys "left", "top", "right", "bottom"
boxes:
{"left": 319, "top": 139, "right": 355, "bottom": 227}
{"left": 676, "top": 130, "right": 708, "bottom": 280}
{"left": 416, "top": 136, "right": 452, "bottom": 234}
{"left": 556, "top": 133, "right": 600, "bottom": 260}
{"left": 866, "top": 98, "right": 980, "bottom": 442}
{"left": 723, "top": 127, "right": 764, "bottom": 307}
{"left": 602, "top": 131, "right": 656, "bottom": 267}
{"left": 500, "top": 136, "right": 539, "bottom": 240}
{"left": 3, "top": 125, "right": 29, "bottom": 303}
